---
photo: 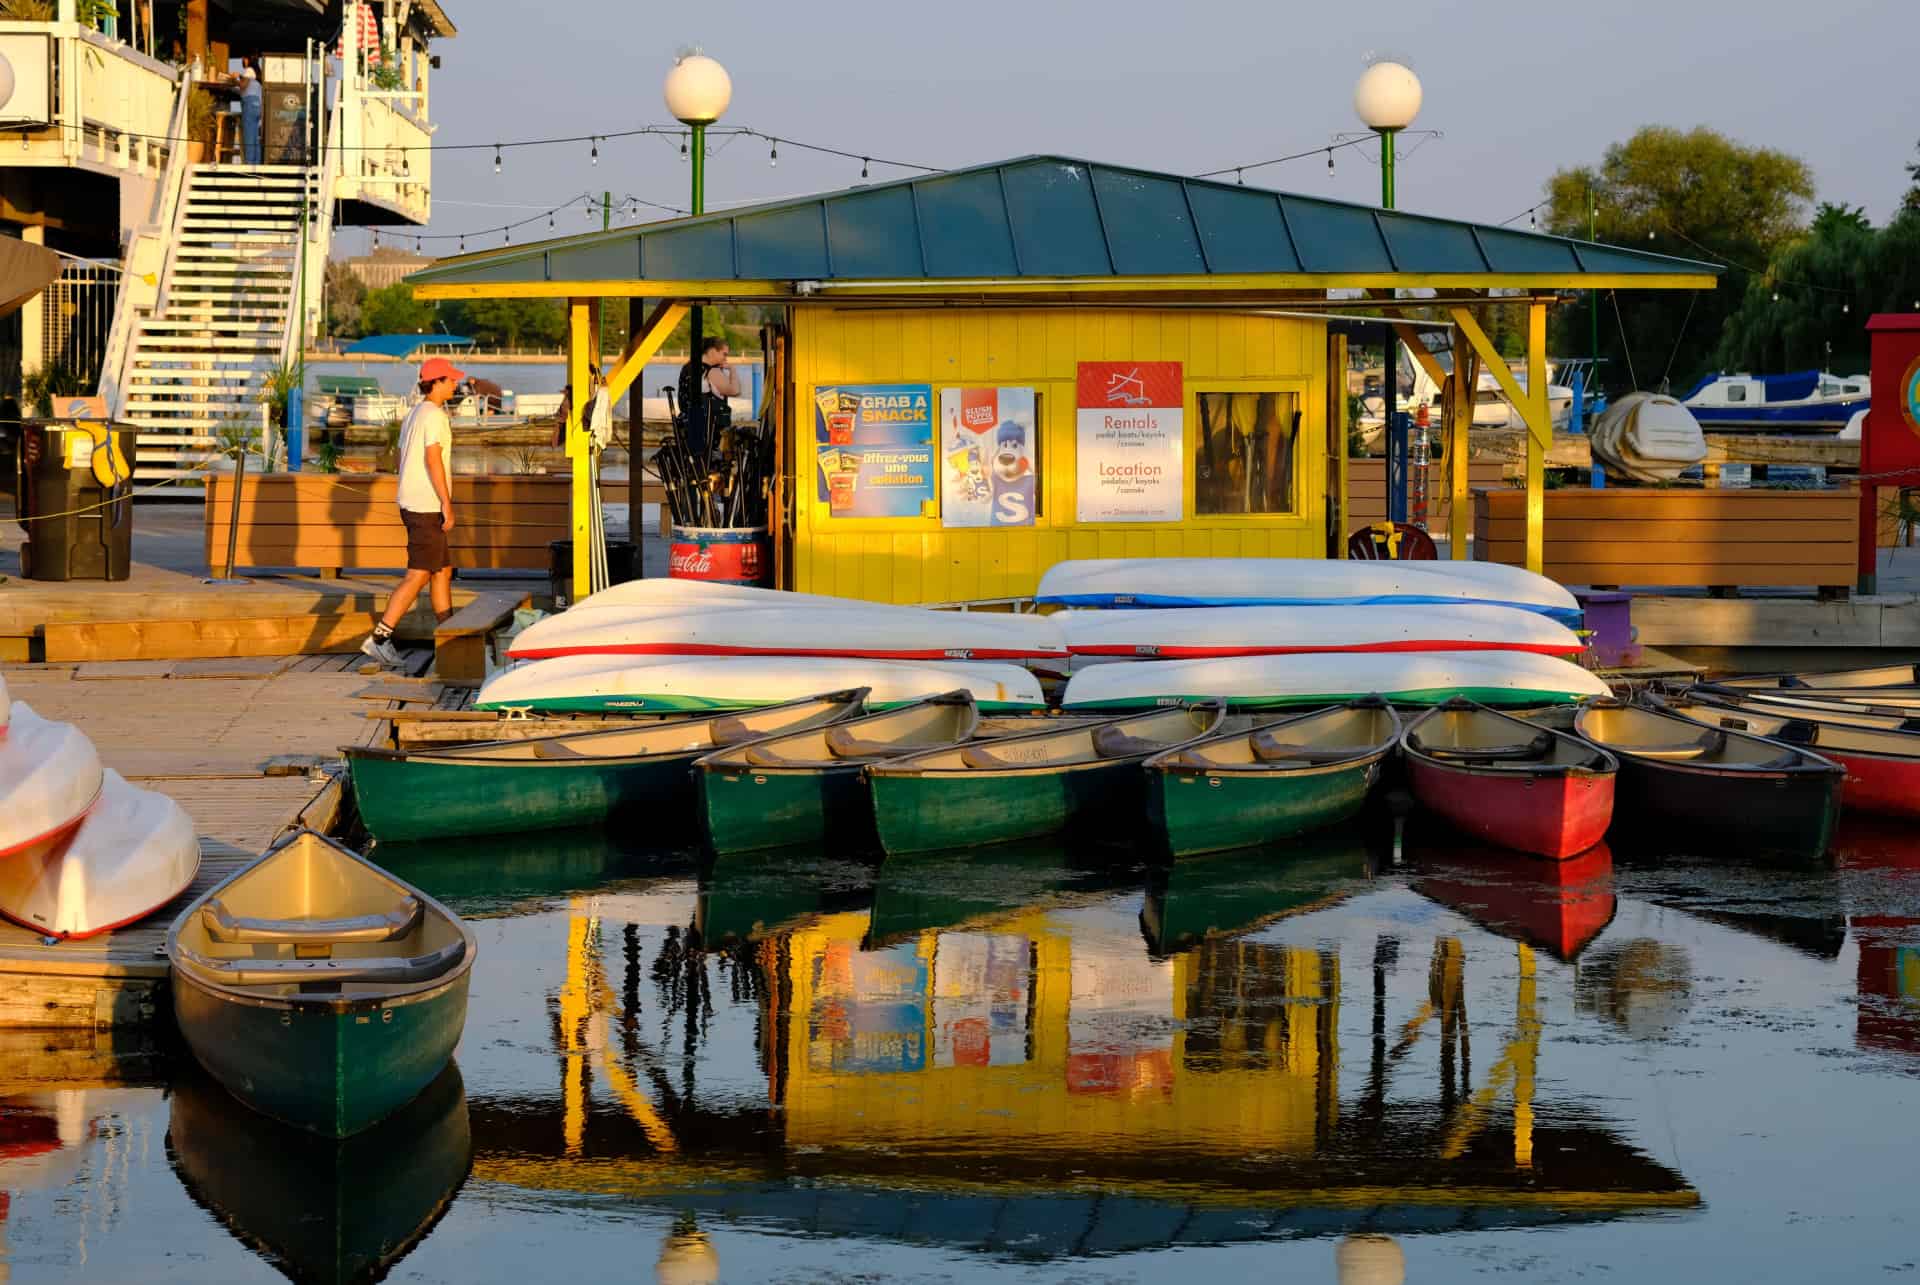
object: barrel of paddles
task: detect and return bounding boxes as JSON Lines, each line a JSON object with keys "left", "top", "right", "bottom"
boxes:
{"left": 668, "top": 525, "right": 770, "bottom": 587}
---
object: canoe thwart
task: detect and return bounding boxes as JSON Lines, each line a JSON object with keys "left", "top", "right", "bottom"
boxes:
{"left": 175, "top": 938, "right": 466, "bottom": 988}
{"left": 1406, "top": 732, "right": 1553, "bottom": 761}
{"left": 1091, "top": 726, "right": 1172, "bottom": 758}
{"left": 824, "top": 727, "right": 910, "bottom": 758}
{"left": 201, "top": 896, "right": 423, "bottom": 946}
{"left": 1250, "top": 737, "right": 1384, "bottom": 765}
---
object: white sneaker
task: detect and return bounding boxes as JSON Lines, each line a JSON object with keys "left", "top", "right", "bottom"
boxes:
{"left": 360, "top": 635, "right": 406, "bottom": 668}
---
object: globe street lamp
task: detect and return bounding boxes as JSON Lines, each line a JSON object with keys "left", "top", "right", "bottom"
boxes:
{"left": 664, "top": 51, "right": 731, "bottom": 376}
{"left": 1355, "top": 60, "right": 1422, "bottom": 525}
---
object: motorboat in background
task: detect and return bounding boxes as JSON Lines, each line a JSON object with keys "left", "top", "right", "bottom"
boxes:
{"left": 1680, "top": 370, "right": 1869, "bottom": 432}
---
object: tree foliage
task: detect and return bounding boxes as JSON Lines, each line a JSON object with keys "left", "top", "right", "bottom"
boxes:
{"left": 359, "top": 282, "right": 437, "bottom": 335}
{"left": 1718, "top": 206, "right": 1920, "bottom": 374}
{"left": 322, "top": 261, "right": 367, "bottom": 338}
{"left": 1543, "top": 126, "right": 1815, "bottom": 393}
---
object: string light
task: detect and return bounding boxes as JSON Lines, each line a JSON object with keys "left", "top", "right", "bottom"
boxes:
{"left": 549, "top": 211, "right": 555, "bottom": 229}
{"left": 679, "top": 136, "right": 688, "bottom": 163}
{"left": 458, "top": 236, "right": 465, "bottom": 252}
{"left": 493, "top": 144, "right": 501, "bottom": 174}
{"left": 590, "top": 137, "right": 599, "bottom": 166}
{"left": 1235, "top": 167, "right": 1244, "bottom": 186}
{"left": 769, "top": 139, "right": 778, "bottom": 168}
{"left": 1326, "top": 148, "right": 1334, "bottom": 176}
{"left": 860, "top": 157, "right": 869, "bottom": 180}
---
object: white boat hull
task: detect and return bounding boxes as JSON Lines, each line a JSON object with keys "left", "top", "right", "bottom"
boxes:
{"left": 476, "top": 654, "right": 1048, "bottom": 714}
{"left": 570, "top": 580, "right": 864, "bottom": 614}
{"left": 0, "top": 770, "right": 199, "bottom": 938}
{"left": 1035, "top": 558, "right": 1582, "bottom": 624}
{"left": 0, "top": 703, "right": 105, "bottom": 858}
{"left": 509, "top": 603, "right": 1065, "bottom": 663}
{"left": 1059, "top": 603, "right": 1582, "bottom": 659}
{"left": 1061, "top": 651, "right": 1610, "bottom": 711}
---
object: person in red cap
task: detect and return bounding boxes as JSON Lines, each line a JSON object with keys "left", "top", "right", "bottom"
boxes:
{"left": 362, "top": 356, "right": 462, "bottom": 666}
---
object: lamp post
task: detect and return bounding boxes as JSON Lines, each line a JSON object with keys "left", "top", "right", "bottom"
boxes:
{"left": 1355, "top": 60, "right": 1423, "bottom": 524}
{"left": 663, "top": 51, "right": 731, "bottom": 392}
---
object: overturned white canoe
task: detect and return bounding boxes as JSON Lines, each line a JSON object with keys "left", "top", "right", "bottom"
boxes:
{"left": 570, "top": 580, "right": 863, "bottom": 614}
{"left": 509, "top": 603, "right": 1065, "bottom": 663}
{"left": 0, "top": 703, "right": 105, "bottom": 858}
{"left": 0, "top": 770, "right": 199, "bottom": 938}
{"left": 1061, "top": 651, "right": 1610, "bottom": 711}
{"left": 1059, "top": 603, "right": 1583, "bottom": 659}
{"left": 476, "top": 654, "right": 1048, "bottom": 714}
{"left": 1035, "top": 558, "right": 1582, "bottom": 625}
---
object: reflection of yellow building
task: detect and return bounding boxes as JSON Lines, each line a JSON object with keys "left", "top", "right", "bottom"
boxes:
{"left": 772, "top": 911, "right": 1337, "bottom": 1170}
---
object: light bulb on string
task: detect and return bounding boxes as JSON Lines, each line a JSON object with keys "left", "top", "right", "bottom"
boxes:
{"left": 549, "top": 210, "right": 555, "bottom": 230}
{"left": 1326, "top": 148, "right": 1334, "bottom": 176}
{"left": 1529, "top": 209, "right": 1536, "bottom": 229}
{"left": 591, "top": 137, "right": 599, "bottom": 166}
{"left": 1843, "top": 302, "right": 1851, "bottom": 314}
{"left": 1235, "top": 168, "right": 1244, "bottom": 186}
{"left": 493, "top": 145, "right": 502, "bottom": 174}
{"left": 769, "top": 139, "right": 778, "bottom": 168}
{"left": 458, "top": 236, "right": 465, "bottom": 252}
{"left": 679, "top": 135, "right": 688, "bottom": 163}
{"left": 860, "top": 157, "right": 869, "bottom": 180}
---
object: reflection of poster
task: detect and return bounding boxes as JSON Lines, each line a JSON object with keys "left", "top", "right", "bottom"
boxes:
{"left": 1066, "top": 940, "right": 1175, "bottom": 1098}
{"left": 813, "top": 383, "right": 934, "bottom": 518}
{"left": 939, "top": 387, "right": 1036, "bottom": 528}
{"left": 1076, "top": 361, "right": 1183, "bottom": 523}
{"left": 808, "top": 941, "right": 927, "bottom": 1074}
{"left": 931, "top": 933, "right": 1032, "bottom": 1067}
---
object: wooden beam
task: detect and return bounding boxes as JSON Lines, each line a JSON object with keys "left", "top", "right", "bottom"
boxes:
{"left": 1525, "top": 302, "right": 1549, "bottom": 576}
{"left": 1448, "top": 307, "right": 1550, "bottom": 449}
{"left": 1448, "top": 329, "right": 1474, "bottom": 560}
{"left": 44, "top": 615, "right": 379, "bottom": 663}
{"left": 567, "top": 298, "right": 594, "bottom": 600}
{"left": 604, "top": 301, "right": 687, "bottom": 407}
{"left": 1329, "top": 332, "right": 1350, "bottom": 557}
{"left": 1364, "top": 291, "right": 1451, "bottom": 394}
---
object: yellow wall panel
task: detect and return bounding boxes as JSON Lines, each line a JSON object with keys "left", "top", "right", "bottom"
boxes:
{"left": 1044, "top": 312, "right": 1076, "bottom": 380}
{"left": 988, "top": 313, "right": 1020, "bottom": 380}
{"left": 1017, "top": 312, "right": 1048, "bottom": 379}
{"left": 1132, "top": 312, "right": 1162, "bottom": 361}
{"left": 1188, "top": 313, "right": 1218, "bottom": 378}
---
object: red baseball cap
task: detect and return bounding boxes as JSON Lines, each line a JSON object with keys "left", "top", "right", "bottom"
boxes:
{"left": 419, "top": 355, "right": 466, "bottom": 384}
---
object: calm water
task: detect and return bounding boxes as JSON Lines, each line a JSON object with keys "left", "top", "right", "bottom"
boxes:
{"left": 5, "top": 816, "right": 1919, "bottom": 1283}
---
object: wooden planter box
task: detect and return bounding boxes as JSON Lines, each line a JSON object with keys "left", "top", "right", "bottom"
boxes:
{"left": 205, "top": 473, "right": 576, "bottom": 574}
{"left": 1472, "top": 485, "right": 1860, "bottom": 591}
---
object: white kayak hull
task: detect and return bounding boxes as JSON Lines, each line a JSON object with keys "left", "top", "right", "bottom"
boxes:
{"left": 477, "top": 654, "right": 1048, "bottom": 714}
{"left": 1062, "top": 651, "right": 1610, "bottom": 711}
{"left": 1058, "top": 603, "right": 1583, "bottom": 659}
{"left": 0, "top": 703, "right": 105, "bottom": 858}
{"left": 1035, "top": 558, "right": 1582, "bottom": 625}
{"left": 0, "top": 770, "right": 199, "bottom": 939}
{"left": 509, "top": 603, "right": 1065, "bottom": 663}
{"left": 570, "top": 580, "right": 863, "bottom": 614}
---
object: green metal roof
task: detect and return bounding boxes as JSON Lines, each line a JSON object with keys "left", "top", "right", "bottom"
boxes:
{"left": 409, "top": 155, "right": 1719, "bottom": 291}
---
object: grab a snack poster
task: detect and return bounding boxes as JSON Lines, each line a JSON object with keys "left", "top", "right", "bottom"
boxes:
{"left": 813, "top": 384, "right": 935, "bottom": 518}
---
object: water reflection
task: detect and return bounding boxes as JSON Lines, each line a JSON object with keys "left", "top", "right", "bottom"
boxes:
{"left": 1140, "top": 826, "right": 1377, "bottom": 956}
{"left": 1407, "top": 837, "right": 1617, "bottom": 962}
{"left": 1836, "top": 819, "right": 1920, "bottom": 1067}
{"left": 375, "top": 827, "right": 694, "bottom": 917}
{"left": 167, "top": 1063, "right": 472, "bottom": 1283}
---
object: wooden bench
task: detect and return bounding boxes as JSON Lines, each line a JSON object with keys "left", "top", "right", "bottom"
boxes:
{"left": 1473, "top": 485, "right": 1859, "bottom": 595}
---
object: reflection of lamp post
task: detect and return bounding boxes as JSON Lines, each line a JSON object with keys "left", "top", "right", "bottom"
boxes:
{"left": 663, "top": 51, "right": 731, "bottom": 376}
{"left": 1355, "top": 60, "right": 1422, "bottom": 524}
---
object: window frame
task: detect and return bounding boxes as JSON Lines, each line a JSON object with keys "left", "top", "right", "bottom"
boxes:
{"left": 1186, "top": 379, "right": 1311, "bottom": 524}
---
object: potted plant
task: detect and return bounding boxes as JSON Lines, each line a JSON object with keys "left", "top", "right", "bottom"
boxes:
{"left": 259, "top": 360, "right": 301, "bottom": 466}
{"left": 186, "top": 86, "right": 216, "bottom": 164}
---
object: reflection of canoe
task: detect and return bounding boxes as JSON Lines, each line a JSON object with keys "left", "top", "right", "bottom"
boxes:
{"left": 507, "top": 603, "right": 1066, "bottom": 662}
{"left": 696, "top": 692, "right": 977, "bottom": 856}
{"left": 345, "top": 689, "right": 868, "bottom": 842}
{"left": 0, "top": 768, "right": 198, "bottom": 938}
{"left": 372, "top": 827, "right": 693, "bottom": 916}
{"left": 168, "top": 1062, "right": 471, "bottom": 1285}
{"left": 167, "top": 831, "right": 477, "bottom": 1137}
{"left": 1651, "top": 690, "right": 1920, "bottom": 818}
{"left": 1575, "top": 699, "right": 1843, "bottom": 860}
{"left": 1140, "top": 826, "right": 1374, "bottom": 955}
{"left": 1146, "top": 699, "right": 1399, "bottom": 857}
{"left": 696, "top": 846, "right": 880, "bottom": 945}
{"left": 0, "top": 702, "right": 103, "bottom": 858}
{"left": 866, "top": 840, "right": 1131, "bottom": 946}
{"left": 1408, "top": 837, "right": 1616, "bottom": 962}
{"left": 1403, "top": 700, "right": 1616, "bottom": 859}
{"left": 868, "top": 704, "right": 1231, "bottom": 855}
{"left": 1062, "top": 651, "right": 1611, "bottom": 712}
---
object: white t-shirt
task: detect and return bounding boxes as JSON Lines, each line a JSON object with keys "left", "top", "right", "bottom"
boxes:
{"left": 395, "top": 400, "right": 451, "bottom": 513}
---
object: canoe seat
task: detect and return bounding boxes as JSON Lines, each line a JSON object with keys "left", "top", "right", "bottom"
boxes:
{"left": 530, "top": 741, "right": 588, "bottom": 760}
{"left": 743, "top": 742, "right": 812, "bottom": 767}
{"left": 959, "top": 744, "right": 1018, "bottom": 769}
{"left": 202, "top": 896, "right": 422, "bottom": 946}
{"left": 1622, "top": 731, "right": 1725, "bottom": 761}
{"left": 1092, "top": 726, "right": 1172, "bottom": 758}
{"left": 178, "top": 938, "right": 465, "bottom": 988}
{"left": 824, "top": 727, "right": 906, "bottom": 758}
{"left": 1252, "top": 737, "right": 1377, "bottom": 764}
{"left": 709, "top": 715, "right": 760, "bottom": 746}
{"left": 1409, "top": 731, "right": 1553, "bottom": 762}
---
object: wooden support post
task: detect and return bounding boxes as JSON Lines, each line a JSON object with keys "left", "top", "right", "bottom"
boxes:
{"left": 566, "top": 299, "right": 594, "bottom": 601}
{"left": 1448, "top": 329, "right": 1473, "bottom": 560}
{"left": 1525, "top": 302, "right": 1549, "bottom": 576}
{"left": 1329, "top": 332, "right": 1350, "bottom": 558}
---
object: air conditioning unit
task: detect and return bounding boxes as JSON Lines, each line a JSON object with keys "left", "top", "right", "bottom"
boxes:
{"left": 0, "top": 34, "right": 52, "bottom": 128}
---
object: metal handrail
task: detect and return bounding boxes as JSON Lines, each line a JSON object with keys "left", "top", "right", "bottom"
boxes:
{"left": 98, "top": 66, "right": 192, "bottom": 416}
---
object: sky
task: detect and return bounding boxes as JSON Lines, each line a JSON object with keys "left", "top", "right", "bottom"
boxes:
{"left": 351, "top": 0, "right": 1917, "bottom": 257}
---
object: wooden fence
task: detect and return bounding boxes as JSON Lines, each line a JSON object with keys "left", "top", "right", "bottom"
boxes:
{"left": 1347, "top": 458, "right": 1508, "bottom": 541}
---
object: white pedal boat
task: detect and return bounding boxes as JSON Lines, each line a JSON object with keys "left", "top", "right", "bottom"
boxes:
{"left": 1035, "top": 558, "right": 1582, "bottom": 625}
{"left": 1058, "top": 603, "right": 1583, "bottom": 659}
{"left": 476, "top": 654, "right": 1048, "bottom": 714}
{"left": 0, "top": 702, "right": 105, "bottom": 858}
{"left": 508, "top": 603, "right": 1065, "bottom": 663}
{"left": 0, "top": 769, "right": 199, "bottom": 938}
{"left": 1061, "top": 651, "right": 1611, "bottom": 711}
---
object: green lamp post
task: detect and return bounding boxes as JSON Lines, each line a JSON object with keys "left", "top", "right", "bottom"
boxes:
{"left": 1355, "top": 59, "right": 1423, "bottom": 523}
{"left": 664, "top": 51, "right": 731, "bottom": 364}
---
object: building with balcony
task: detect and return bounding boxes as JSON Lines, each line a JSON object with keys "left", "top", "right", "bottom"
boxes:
{"left": 0, "top": 0, "right": 454, "bottom": 481}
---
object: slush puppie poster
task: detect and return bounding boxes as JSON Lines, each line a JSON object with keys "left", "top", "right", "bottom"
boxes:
{"left": 939, "top": 386, "right": 1037, "bottom": 528}
{"left": 814, "top": 384, "right": 935, "bottom": 518}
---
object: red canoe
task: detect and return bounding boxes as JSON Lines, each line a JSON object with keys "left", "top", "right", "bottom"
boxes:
{"left": 1402, "top": 700, "right": 1617, "bottom": 860}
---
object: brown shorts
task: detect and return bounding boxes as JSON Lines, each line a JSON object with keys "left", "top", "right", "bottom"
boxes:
{"left": 400, "top": 507, "right": 450, "bottom": 572}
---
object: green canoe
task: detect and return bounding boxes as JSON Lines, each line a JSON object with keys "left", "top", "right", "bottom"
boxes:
{"left": 1145, "top": 698, "right": 1402, "bottom": 858}
{"left": 345, "top": 689, "right": 869, "bottom": 842}
{"left": 166, "top": 830, "right": 478, "bottom": 1138}
{"left": 867, "top": 702, "right": 1233, "bottom": 856}
{"left": 1139, "top": 825, "right": 1376, "bottom": 956}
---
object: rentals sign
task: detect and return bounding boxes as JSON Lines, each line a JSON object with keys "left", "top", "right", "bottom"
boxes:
{"left": 1075, "top": 362, "right": 1183, "bottom": 523}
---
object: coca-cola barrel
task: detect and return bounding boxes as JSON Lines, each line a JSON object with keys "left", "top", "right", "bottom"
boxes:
{"left": 668, "top": 525, "right": 771, "bottom": 587}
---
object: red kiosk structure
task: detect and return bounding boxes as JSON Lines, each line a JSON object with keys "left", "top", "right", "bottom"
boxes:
{"left": 1860, "top": 315, "right": 1920, "bottom": 593}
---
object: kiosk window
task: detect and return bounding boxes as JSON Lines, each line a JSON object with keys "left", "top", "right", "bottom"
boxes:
{"left": 1195, "top": 391, "right": 1297, "bottom": 515}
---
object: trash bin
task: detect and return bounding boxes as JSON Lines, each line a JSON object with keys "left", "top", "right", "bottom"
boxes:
{"left": 16, "top": 423, "right": 134, "bottom": 582}
{"left": 548, "top": 538, "right": 638, "bottom": 609}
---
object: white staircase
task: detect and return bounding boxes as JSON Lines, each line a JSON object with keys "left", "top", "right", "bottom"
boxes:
{"left": 120, "top": 164, "right": 320, "bottom": 483}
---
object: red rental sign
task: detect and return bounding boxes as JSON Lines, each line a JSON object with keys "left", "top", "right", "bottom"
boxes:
{"left": 1075, "top": 361, "right": 1182, "bottom": 409}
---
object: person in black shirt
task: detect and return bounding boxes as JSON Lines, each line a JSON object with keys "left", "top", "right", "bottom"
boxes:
{"left": 676, "top": 336, "right": 739, "bottom": 464}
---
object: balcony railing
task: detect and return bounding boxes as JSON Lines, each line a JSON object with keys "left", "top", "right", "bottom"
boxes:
{"left": 0, "top": 20, "right": 181, "bottom": 180}
{"left": 338, "top": 91, "right": 431, "bottom": 224}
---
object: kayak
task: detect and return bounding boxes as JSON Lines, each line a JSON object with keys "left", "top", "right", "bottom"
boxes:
{"left": 508, "top": 603, "right": 1066, "bottom": 663}
{"left": 1059, "top": 603, "right": 1582, "bottom": 659}
{"left": 476, "top": 654, "right": 1048, "bottom": 715}
{"left": 697, "top": 692, "right": 978, "bottom": 855}
{"left": 345, "top": 689, "right": 869, "bottom": 842}
{"left": 1574, "top": 698, "right": 1843, "bottom": 859}
{"left": 1034, "top": 558, "right": 1582, "bottom": 625}
{"left": 1145, "top": 698, "right": 1401, "bottom": 857}
{"left": 167, "top": 830, "right": 476, "bottom": 1138}
{"left": 0, "top": 703, "right": 105, "bottom": 859}
{"left": 868, "top": 703, "right": 1234, "bottom": 855}
{"left": 1402, "top": 700, "right": 1617, "bottom": 859}
{"left": 1062, "top": 651, "right": 1612, "bottom": 712}
{"left": 0, "top": 769, "right": 199, "bottom": 938}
